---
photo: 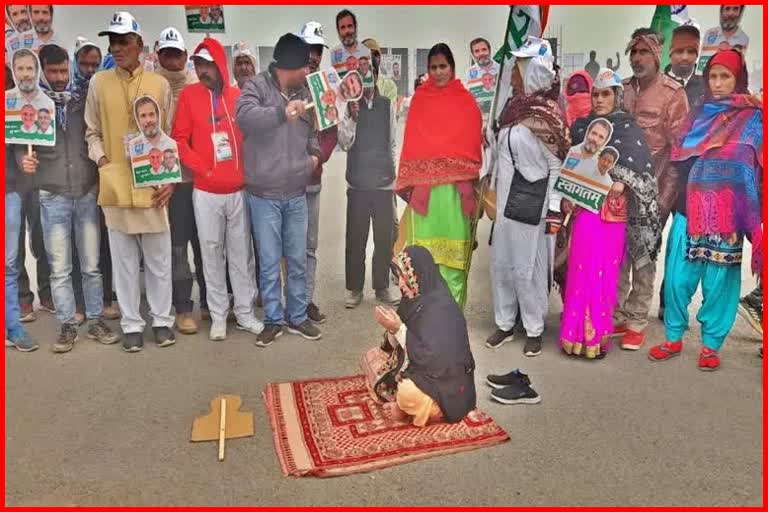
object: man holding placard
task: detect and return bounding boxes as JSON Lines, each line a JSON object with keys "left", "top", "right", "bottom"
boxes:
{"left": 236, "top": 33, "right": 322, "bottom": 346}
{"left": 17, "top": 44, "right": 118, "bottom": 353}
{"left": 84, "top": 11, "right": 176, "bottom": 353}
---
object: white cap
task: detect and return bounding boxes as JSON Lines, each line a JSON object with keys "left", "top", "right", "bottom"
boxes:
{"left": 157, "top": 27, "right": 186, "bottom": 52}
{"left": 74, "top": 36, "right": 100, "bottom": 56}
{"left": 298, "top": 21, "right": 328, "bottom": 48}
{"left": 511, "top": 36, "right": 553, "bottom": 61}
{"left": 98, "top": 11, "right": 142, "bottom": 37}
{"left": 233, "top": 40, "right": 254, "bottom": 58}
{"left": 593, "top": 68, "right": 623, "bottom": 91}
{"left": 192, "top": 47, "right": 214, "bottom": 62}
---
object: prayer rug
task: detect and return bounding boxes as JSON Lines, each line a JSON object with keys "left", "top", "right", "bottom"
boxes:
{"left": 263, "top": 374, "right": 509, "bottom": 477}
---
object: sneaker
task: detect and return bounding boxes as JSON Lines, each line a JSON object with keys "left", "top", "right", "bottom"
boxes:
{"left": 19, "top": 304, "right": 36, "bottom": 323}
{"left": 698, "top": 347, "right": 720, "bottom": 372}
{"left": 39, "top": 298, "right": 56, "bottom": 313}
{"left": 5, "top": 328, "right": 39, "bottom": 352}
{"left": 489, "top": 381, "right": 542, "bottom": 405}
{"left": 485, "top": 328, "right": 514, "bottom": 349}
{"left": 307, "top": 302, "right": 327, "bottom": 324}
{"left": 209, "top": 320, "right": 227, "bottom": 341}
{"left": 236, "top": 317, "right": 265, "bottom": 335}
{"left": 612, "top": 324, "right": 628, "bottom": 338}
{"left": 486, "top": 369, "right": 531, "bottom": 389}
{"left": 648, "top": 340, "right": 682, "bottom": 361}
{"left": 74, "top": 312, "right": 86, "bottom": 326}
{"left": 287, "top": 319, "right": 322, "bottom": 340}
{"left": 176, "top": 312, "right": 198, "bottom": 335}
{"left": 52, "top": 324, "right": 79, "bottom": 353}
{"left": 122, "top": 332, "right": 143, "bottom": 353}
{"left": 620, "top": 329, "right": 645, "bottom": 350}
{"left": 87, "top": 319, "right": 120, "bottom": 345}
{"left": 103, "top": 303, "right": 121, "bottom": 320}
{"left": 153, "top": 326, "right": 176, "bottom": 347}
{"left": 524, "top": 336, "right": 542, "bottom": 357}
{"left": 738, "top": 297, "right": 763, "bottom": 337}
{"left": 345, "top": 290, "right": 363, "bottom": 309}
{"left": 255, "top": 324, "right": 283, "bottom": 347}
{"left": 375, "top": 288, "right": 401, "bottom": 307}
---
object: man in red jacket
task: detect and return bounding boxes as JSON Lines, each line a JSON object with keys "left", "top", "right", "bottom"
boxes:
{"left": 172, "top": 37, "right": 263, "bottom": 342}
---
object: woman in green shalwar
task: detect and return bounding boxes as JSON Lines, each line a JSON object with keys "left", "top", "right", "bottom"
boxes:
{"left": 395, "top": 43, "right": 483, "bottom": 307}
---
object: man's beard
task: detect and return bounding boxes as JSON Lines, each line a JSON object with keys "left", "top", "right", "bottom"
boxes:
{"left": 632, "top": 63, "right": 653, "bottom": 79}
{"left": 721, "top": 18, "right": 739, "bottom": 31}
{"left": 143, "top": 124, "right": 159, "bottom": 138}
{"left": 342, "top": 34, "right": 356, "bottom": 47}
{"left": 15, "top": 19, "right": 32, "bottom": 32}
{"left": 584, "top": 140, "right": 598, "bottom": 154}
{"left": 477, "top": 56, "right": 492, "bottom": 67}
{"left": 17, "top": 78, "right": 36, "bottom": 93}
{"left": 672, "top": 63, "right": 695, "bottom": 78}
{"left": 34, "top": 21, "right": 51, "bottom": 34}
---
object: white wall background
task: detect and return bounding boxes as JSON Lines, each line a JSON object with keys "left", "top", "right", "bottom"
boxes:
{"left": 52, "top": 4, "right": 764, "bottom": 91}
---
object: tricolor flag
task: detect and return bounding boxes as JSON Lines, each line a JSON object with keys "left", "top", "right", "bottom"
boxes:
{"left": 650, "top": 5, "right": 692, "bottom": 70}
{"left": 490, "top": 5, "right": 550, "bottom": 124}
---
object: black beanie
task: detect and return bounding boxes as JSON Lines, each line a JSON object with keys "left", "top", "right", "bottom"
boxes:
{"left": 273, "top": 33, "right": 309, "bottom": 70}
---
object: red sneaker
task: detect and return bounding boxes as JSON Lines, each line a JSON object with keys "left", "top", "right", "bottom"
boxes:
{"left": 698, "top": 347, "right": 720, "bottom": 372}
{"left": 620, "top": 329, "right": 645, "bottom": 350}
{"left": 648, "top": 340, "right": 683, "bottom": 361}
{"left": 612, "top": 324, "right": 628, "bottom": 338}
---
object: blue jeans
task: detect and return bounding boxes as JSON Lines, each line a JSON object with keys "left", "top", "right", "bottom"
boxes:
{"left": 247, "top": 194, "right": 308, "bottom": 325}
{"left": 5, "top": 192, "right": 23, "bottom": 336}
{"left": 39, "top": 190, "right": 103, "bottom": 325}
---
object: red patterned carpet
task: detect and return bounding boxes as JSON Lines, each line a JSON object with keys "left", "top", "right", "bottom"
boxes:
{"left": 263, "top": 375, "right": 509, "bottom": 477}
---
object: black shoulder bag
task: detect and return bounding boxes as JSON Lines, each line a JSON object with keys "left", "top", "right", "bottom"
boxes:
{"left": 502, "top": 126, "right": 549, "bottom": 225}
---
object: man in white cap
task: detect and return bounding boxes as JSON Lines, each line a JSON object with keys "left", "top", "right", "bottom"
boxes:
{"left": 154, "top": 26, "right": 207, "bottom": 335}
{"left": 298, "top": 20, "right": 335, "bottom": 324}
{"left": 232, "top": 42, "right": 258, "bottom": 89}
{"left": 84, "top": 11, "right": 176, "bottom": 353}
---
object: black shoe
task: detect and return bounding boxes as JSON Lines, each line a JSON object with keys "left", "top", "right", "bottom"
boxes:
{"left": 485, "top": 328, "right": 514, "bottom": 349}
{"left": 307, "top": 302, "right": 327, "bottom": 324}
{"left": 524, "top": 336, "right": 542, "bottom": 357}
{"left": 489, "top": 382, "right": 541, "bottom": 405}
{"left": 287, "top": 319, "right": 322, "bottom": 340}
{"left": 153, "top": 326, "right": 176, "bottom": 347}
{"left": 52, "top": 324, "right": 78, "bottom": 353}
{"left": 738, "top": 297, "right": 763, "bottom": 337}
{"left": 486, "top": 369, "right": 531, "bottom": 389}
{"left": 122, "top": 332, "right": 143, "bottom": 353}
{"left": 255, "top": 324, "right": 283, "bottom": 347}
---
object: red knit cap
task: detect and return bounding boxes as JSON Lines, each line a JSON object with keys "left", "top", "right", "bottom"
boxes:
{"left": 709, "top": 49, "right": 743, "bottom": 77}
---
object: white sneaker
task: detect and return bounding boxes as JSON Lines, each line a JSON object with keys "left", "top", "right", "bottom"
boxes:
{"left": 209, "top": 320, "right": 227, "bottom": 341}
{"left": 236, "top": 317, "right": 265, "bottom": 335}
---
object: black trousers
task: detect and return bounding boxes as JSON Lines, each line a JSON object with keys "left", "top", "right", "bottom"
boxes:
{"left": 345, "top": 189, "right": 395, "bottom": 292}
{"left": 168, "top": 183, "right": 207, "bottom": 313}
{"left": 17, "top": 189, "right": 51, "bottom": 305}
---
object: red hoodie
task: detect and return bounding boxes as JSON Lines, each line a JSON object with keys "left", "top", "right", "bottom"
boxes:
{"left": 172, "top": 38, "right": 244, "bottom": 194}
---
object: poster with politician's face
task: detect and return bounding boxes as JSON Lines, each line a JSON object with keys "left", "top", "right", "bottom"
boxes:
{"left": 583, "top": 118, "right": 613, "bottom": 158}
{"left": 305, "top": 68, "right": 363, "bottom": 131}
{"left": 597, "top": 146, "right": 619, "bottom": 176}
{"left": 339, "top": 70, "right": 363, "bottom": 101}
{"left": 129, "top": 95, "right": 182, "bottom": 188}
{"left": 5, "top": 48, "right": 55, "bottom": 145}
{"left": 185, "top": 5, "right": 225, "bottom": 33}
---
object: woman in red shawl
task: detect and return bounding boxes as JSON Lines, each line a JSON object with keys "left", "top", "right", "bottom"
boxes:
{"left": 396, "top": 43, "right": 482, "bottom": 307}
{"left": 564, "top": 71, "right": 593, "bottom": 127}
{"left": 648, "top": 49, "right": 762, "bottom": 371}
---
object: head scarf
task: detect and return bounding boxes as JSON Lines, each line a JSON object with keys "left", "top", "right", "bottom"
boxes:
{"left": 565, "top": 71, "right": 593, "bottom": 127}
{"left": 672, "top": 50, "right": 762, "bottom": 273}
{"left": 71, "top": 38, "right": 102, "bottom": 112}
{"left": 396, "top": 76, "right": 482, "bottom": 216}
{"left": 626, "top": 33, "right": 662, "bottom": 69}
{"left": 498, "top": 55, "right": 570, "bottom": 159}
{"left": 392, "top": 246, "right": 476, "bottom": 423}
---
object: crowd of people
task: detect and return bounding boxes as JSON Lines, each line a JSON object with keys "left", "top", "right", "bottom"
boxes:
{"left": 4, "top": 5, "right": 763, "bottom": 424}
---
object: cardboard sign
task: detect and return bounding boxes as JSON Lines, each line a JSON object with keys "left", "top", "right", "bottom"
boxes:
{"left": 554, "top": 118, "right": 617, "bottom": 213}
{"left": 305, "top": 68, "right": 363, "bottom": 131}
{"left": 380, "top": 54, "right": 401, "bottom": 80}
{"left": 331, "top": 44, "right": 371, "bottom": 79}
{"left": 359, "top": 54, "right": 375, "bottom": 89}
{"left": 185, "top": 5, "right": 225, "bottom": 33}
{"left": 5, "top": 48, "right": 55, "bottom": 146}
{"left": 129, "top": 96, "right": 182, "bottom": 188}
{"left": 466, "top": 64, "right": 498, "bottom": 113}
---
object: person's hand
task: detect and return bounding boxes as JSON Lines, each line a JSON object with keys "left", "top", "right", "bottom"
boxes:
{"left": 151, "top": 183, "right": 175, "bottom": 208}
{"left": 348, "top": 100, "right": 360, "bottom": 121}
{"left": 21, "top": 152, "right": 39, "bottom": 174}
{"left": 545, "top": 209, "right": 563, "bottom": 235}
{"left": 375, "top": 305, "right": 402, "bottom": 334}
{"left": 561, "top": 198, "right": 574, "bottom": 215}
{"left": 609, "top": 181, "right": 625, "bottom": 198}
{"left": 97, "top": 156, "right": 109, "bottom": 168}
{"left": 285, "top": 100, "right": 306, "bottom": 121}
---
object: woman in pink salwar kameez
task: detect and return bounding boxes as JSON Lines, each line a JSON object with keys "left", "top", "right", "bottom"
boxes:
{"left": 559, "top": 68, "right": 661, "bottom": 359}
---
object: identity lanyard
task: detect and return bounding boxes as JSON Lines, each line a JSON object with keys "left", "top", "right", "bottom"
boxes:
{"left": 209, "top": 90, "right": 238, "bottom": 166}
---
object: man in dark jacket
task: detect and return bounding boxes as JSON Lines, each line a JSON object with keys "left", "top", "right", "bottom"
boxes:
{"left": 18, "top": 44, "right": 119, "bottom": 353}
{"left": 664, "top": 24, "right": 705, "bottom": 107}
{"left": 236, "top": 33, "right": 322, "bottom": 346}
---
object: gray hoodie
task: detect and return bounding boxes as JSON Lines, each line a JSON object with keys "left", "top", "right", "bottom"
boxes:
{"left": 236, "top": 65, "right": 320, "bottom": 200}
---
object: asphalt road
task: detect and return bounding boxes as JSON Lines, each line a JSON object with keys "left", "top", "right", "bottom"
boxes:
{"left": 5, "top": 151, "right": 763, "bottom": 506}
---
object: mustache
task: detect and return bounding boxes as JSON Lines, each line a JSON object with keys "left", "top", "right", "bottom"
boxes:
{"left": 18, "top": 79, "right": 36, "bottom": 93}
